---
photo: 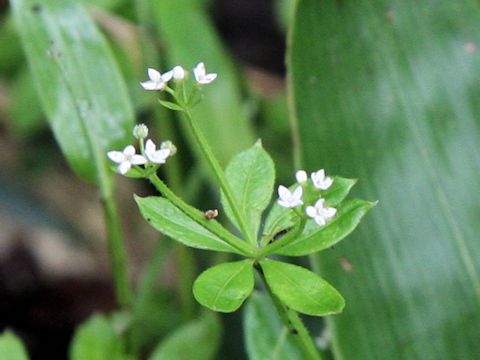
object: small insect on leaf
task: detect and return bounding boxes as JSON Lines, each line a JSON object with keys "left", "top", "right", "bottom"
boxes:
{"left": 204, "top": 209, "right": 219, "bottom": 220}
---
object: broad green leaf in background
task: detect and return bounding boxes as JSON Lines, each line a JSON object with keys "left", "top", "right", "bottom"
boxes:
{"left": 149, "top": 312, "right": 221, "bottom": 360}
{"left": 69, "top": 314, "right": 126, "bottom": 360}
{"left": 276, "top": 199, "right": 375, "bottom": 256}
{"left": 0, "top": 16, "right": 24, "bottom": 75}
{"left": 9, "top": 66, "right": 44, "bottom": 137}
{"left": 260, "top": 259, "right": 345, "bottom": 316}
{"left": 0, "top": 331, "right": 29, "bottom": 360}
{"left": 11, "top": 0, "right": 134, "bottom": 183}
{"left": 290, "top": 0, "right": 480, "bottom": 358}
{"left": 135, "top": 196, "right": 240, "bottom": 254}
{"left": 150, "top": 0, "right": 254, "bottom": 167}
{"left": 221, "top": 141, "right": 275, "bottom": 240}
{"left": 244, "top": 292, "right": 303, "bottom": 360}
{"left": 193, "top": 260, "right": 254, "bottom": 312}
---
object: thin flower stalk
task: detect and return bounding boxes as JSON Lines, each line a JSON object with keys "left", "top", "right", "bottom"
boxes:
{"left": 183, "top": 109, "right": 257, "bottom": 246}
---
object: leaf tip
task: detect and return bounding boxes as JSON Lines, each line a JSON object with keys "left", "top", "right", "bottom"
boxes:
{"left": 254, "top": 138, "right": 263, "bottom": 148}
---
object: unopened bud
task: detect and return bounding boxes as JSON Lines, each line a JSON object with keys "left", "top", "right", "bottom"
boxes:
{"left": 172, "top": 66, "right": 186, "bottom": 80}
{"left": 133, "top": 124, "right": 149, "bottom": 140}
{"left": 160, "top": 140, "right": 177, "bottom": 156}
{"left": 295, "top": 170, "right": 308, "bottom": 184}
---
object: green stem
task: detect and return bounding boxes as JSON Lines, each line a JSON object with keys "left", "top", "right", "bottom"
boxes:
{"left": 257, "top": 217, "right": 307, "bottom": 259}
{"left": 183, "top": 110, "right": 256, "bottom": 246}
{"left": 148, "top": 173, "right": 254, "bottom": 256}
{"left": 101, "top": 191, "right": 133, "bottom": 308}
{"left": 176, "top": 245, "right": 196, "bottom": 321}
{"left": 257, "top": 267, "right": 323, "bottom": 360}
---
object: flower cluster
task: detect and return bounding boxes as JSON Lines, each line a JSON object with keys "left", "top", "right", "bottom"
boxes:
{"left": 140, "top": 62, "right": 217, "bottom": 91}
{"left": 277, "top": 169, "right": 337, "bottom": 226}
{"left": 107, "top": 124, "right": 175, "bottom": 175}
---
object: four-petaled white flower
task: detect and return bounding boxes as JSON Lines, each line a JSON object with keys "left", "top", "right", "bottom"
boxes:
{"left": 193, "top": 62, "right": 217, "bottom": 84}
{"left": 145, "top": 139, "right": 171, "bottom": 164}
{"left": 140, "top": 68, "right": 173, "bottom": 91}
{"left": 306, "top": 198, "right": 337, "bottom": 226}
{"left": 296, "top": 170, "right": 308, "bottom": 184}
{"left": 108, "top": 145, "right": 147, "bottom": 175}
{"left": 311, "top": 169, "right": 333, "bottom": 190}
{"left": 277, "top": 185, "right": 303, "bottom": 208}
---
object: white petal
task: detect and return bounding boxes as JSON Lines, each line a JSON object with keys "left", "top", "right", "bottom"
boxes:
{"left": 145, "top": 139, "right": 156, "bottom": 154}
{"left": 278, "top": 185, "right": 290, "bottom": 199}
{"left": 324, "top": 177, "right": 334, "bottom": 189}
{"left": 118, "top": 161, "right": 131, "bottom": 175}
{"left": 107, "top": 151, "right": 125, "bottom": 163}
{"left": 130, "top": 155, "right": 147, "bottom": 165}
{"left": 149, "top": 149, "right": 170, "bottom": 164}
{"left": 314, "top": 198, "right": 325, "bottom": 209}
{"left": 161, "top": 70, "right": 173, "bottom": 82}
{"left": 123, "top": 145, "right": 136, "bottom": 156}
{"left": 157, "top": 148, "right": 171, "bottom": 159}
{"left": 194, "top": 62, "right": 206, "bottom": 77}
{"left": 203, "top": 73, "right": 217, "bottom": 83}
{"left": 323, "top": 207, "right": 337, "bottom": 219}
{"left": 277, "top": 199, "right": 291, "bottom": 208}
{"left": 140, "top": 80, "right": 162, "bottom": 90}
{"left": 292, "top": 186, "right": 303, "bottom": 200}
{"left": 147, "top": 68, "right": 161, "bottom": 81}
{"left": 296, "top": 170, "right": 307, "bottom": 183}
{"left": 306, "top": 206, "right": 317, "bottom": 218}
{"left": 314, "top": 216, "right": 326, "bottom": 226}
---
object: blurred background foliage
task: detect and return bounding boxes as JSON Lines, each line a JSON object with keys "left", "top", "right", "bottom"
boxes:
{"left": 0, "top": 0, "right": 479, "bottom": 359}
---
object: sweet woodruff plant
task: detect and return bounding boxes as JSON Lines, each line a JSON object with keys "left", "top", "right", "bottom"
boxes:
{"left": 108, "top": 61, "right": 375, "bottom": 359}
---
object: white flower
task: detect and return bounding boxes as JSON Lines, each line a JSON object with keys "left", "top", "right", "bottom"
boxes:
{"left": 107, "top": 145, "right": 147, "bottom": 175}
{"left": 277, "top": 185, "right": 303, "bottom": 208}
{"left": 132, "top": 124, "right": 149, "bottom": 139}
{"left": 193, "top": 62, "right": 217, "bottom": 84}
{"left": 145, "top": 139, "right": 171, "bottom": 164}
{"left": 311, "top": 169, "right": 333, "bottom": 190}
{"left": 172, "top": 65, "right": 186, "bottom": 80}
{"left": 296, "top": 170, "right": 308, "bottom": 184}
{"left": 140, "top": 68, "right": 173, "bottom": 90}
{"left": 306, "top": 198, "right": 337, "bottom": 226}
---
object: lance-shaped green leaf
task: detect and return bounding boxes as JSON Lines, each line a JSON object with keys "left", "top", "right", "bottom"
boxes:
{"left": 11, "top": 0, "right": 134, "bottom": 183}
{"left": 221, "top": 141, "right": 275, "bottom": 240}
{"left": 262, "top": 176, "right": 357, "bottom": 242}
{"left": 0, "top": 331, "right": 29, "bottom": 360}
{"left": 274, "top": 199, "right": 376, "bottom": 256}
{"left": 244, "top": 292, "right": 303, "bottom": 360}
{"left": 70, "top": 314, "right": 126, "bottom": 360}
{"left": 193, "top": 260, "right": 254, "bottom": 312}
{"left": 149, "top": 312, "right": 221, "bottom": 360}
{"left": 260, "top": 259, "right": 344, "bottom": 316}
{"left": 135, "top": 196, "right": 239, "bottom": 254}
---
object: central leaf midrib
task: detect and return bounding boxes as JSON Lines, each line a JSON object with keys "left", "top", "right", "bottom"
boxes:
{"left": 212, "top": 261, "right": 249, "bottom": 308}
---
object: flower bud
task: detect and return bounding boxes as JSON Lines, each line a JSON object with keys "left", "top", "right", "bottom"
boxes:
{"left": 133, "top": 124, "right": 149, "bottom": 140}
{"left": 172, "top": 66, "right": 186, "bottom": 80}
{"left": 296, "top": 170, "right": 308, "bottom": 184}
{"left": 160, "top": 140, "right": 177, "bottom": 156}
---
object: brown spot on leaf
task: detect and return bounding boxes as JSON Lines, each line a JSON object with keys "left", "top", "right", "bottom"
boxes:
{"left": 339, "top": 257, "right": 353, "bottom": 272}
